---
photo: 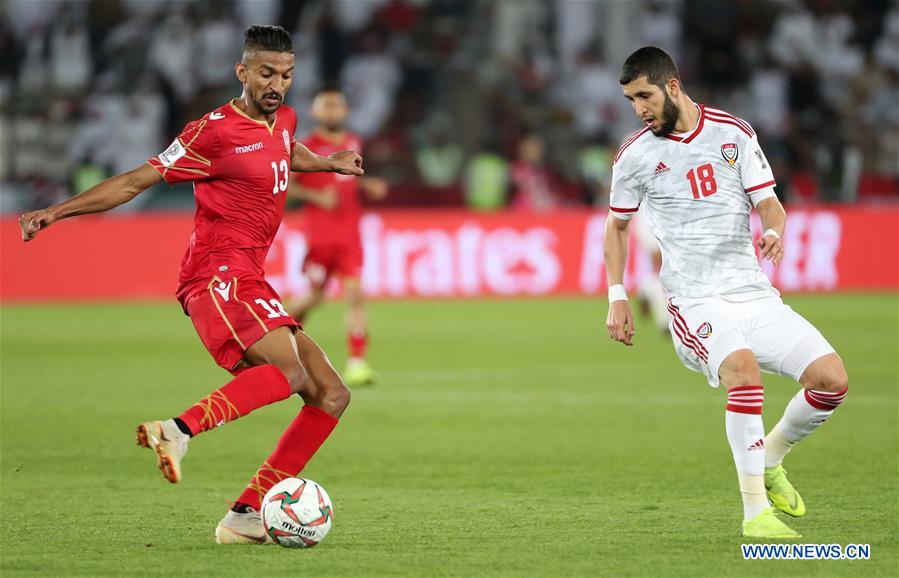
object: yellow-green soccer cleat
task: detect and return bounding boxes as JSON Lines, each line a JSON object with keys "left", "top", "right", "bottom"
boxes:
{"left": 742, "top": 507, "right": 802, "bottom": 539}
{"left": 765, "top": 465, "right": 806, "bottom": 517}
{"left": 343, "top": 359, "right": 377, "bottom": 387}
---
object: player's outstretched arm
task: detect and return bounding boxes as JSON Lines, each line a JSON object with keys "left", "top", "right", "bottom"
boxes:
{"left": 755, "top": 196, "right": 786, "bottom": 266}
{"left": 290, "top": 141, "right": 364, "bottom": 176}
{"left": 604, "top": 214, "right": 636, "bottom": 346}
{"left": 20, "top": 163, "right": 162, "bottom": 242}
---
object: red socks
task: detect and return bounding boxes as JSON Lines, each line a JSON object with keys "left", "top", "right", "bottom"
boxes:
{"left": 348, "top": 329, "right": 368, "bottom": 359}
{"left": 237, "top": 405, "right": 339, "bottom": 509}
{"left": 178, "top": 365, "right": 292, "bottom": 436}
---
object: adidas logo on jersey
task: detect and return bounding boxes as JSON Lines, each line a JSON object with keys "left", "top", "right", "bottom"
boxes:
{"left": 747, "top": 438, "right": 765, "bottom": 451}
{"left": 653, "top": 161, "right": 670, "bottom": 175}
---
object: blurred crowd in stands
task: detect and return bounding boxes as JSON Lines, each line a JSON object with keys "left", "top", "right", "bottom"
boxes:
{"left": 1, "top": 0, "right": 897, "bottom": 212}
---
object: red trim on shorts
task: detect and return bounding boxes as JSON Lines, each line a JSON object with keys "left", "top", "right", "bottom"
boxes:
{"left": 668, "top": 310, "right": 708, "bottom": 361}
{"left": 666, "top": 301, "right": 709, "bottom": 360}
{"left": 667, "top": 305, "right": 709, "bottom": 363}
{"left": 667, "top": 301, "right": 709, "bottom": 355}
{"left": 671, "top": 320, "right": 708, "bottom": 363}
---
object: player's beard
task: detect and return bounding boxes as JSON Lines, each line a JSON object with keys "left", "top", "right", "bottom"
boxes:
{"left": 652, "top": 93, "right": 680, "bottom": 137}
{"left": 256, "top": 91, "right": 283, "bottom": 115}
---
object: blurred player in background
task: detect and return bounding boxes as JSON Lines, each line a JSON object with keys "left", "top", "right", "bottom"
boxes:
{"left": 287, "top": 88, "right": 387, "bottom": 387}
{"left": 19, "top": 26, "right": 363, "bottom": 545}
{"left": 604, "top": 47, "right": 849, "bottom": 539}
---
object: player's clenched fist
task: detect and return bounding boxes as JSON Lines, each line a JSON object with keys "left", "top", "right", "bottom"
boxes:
{"left": 328, "top": 150, "right": 364, "bottom": 176}
{"left": 606, "top": 300, "right": 636, "bottom": 346}
{"left": 757, "top": 232, "right": 784, "bottom": 266}
{"left": 19, "top": 209, "right": 56, "bottom": 242}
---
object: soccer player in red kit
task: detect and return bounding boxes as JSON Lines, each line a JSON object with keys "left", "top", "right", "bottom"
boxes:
{"left": 19, "top": 26, "right": 362, "bottom": 545}
{"left": 287, "top": 88, "right": 387, "bottom": 387}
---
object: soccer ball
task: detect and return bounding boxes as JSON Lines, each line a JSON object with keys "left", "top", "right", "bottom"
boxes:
{"left": 261, "top": 478, "right": 333, "bottom": 548}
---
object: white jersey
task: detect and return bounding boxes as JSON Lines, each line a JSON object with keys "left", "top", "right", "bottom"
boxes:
{"left": 610, "top": 104, "right": 778, "bottom": 299}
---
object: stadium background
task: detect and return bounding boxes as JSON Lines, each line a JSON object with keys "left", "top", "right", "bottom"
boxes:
{"left": 1, "top": 1, "right": 897, "bottom": 577}
{"left": 1, "top": 0, "right": 897, "bottom": 300}
{"left": 1, "top": 0, "right": 898, "bottom": 300}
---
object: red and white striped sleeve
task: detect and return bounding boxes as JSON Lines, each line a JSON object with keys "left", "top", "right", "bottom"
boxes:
{"left": 609, "top": 165, "right": 643, "bottom": 220}
{"left": 740, "top": 132, "right": 777, "bottom": 206}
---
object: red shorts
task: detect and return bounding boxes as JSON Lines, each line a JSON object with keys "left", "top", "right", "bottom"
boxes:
{"left": 185, "top": 274, "right": 298, "bottom": 374}
{"left": 303, "top": 238, "right": 363, "bottom": 288}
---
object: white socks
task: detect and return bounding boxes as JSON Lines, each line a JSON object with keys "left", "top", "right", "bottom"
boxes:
{"left": 725, "top": 385, "right": 768, "bottom": 520}
{"left": 725, "top": 384, "right": 848, "bottom": 520}
{"left": 765, "top": 387, "right": 848, "bottom": 468}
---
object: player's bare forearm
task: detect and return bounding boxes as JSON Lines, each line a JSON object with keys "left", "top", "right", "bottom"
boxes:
{"left": 291, "top": 142, "right": 364, "bottom": 176}
{"left": 603, "top": 213, "right": 636, "bottom": 346}
{"left": 755, "top": 197, "right": 786, "bottom": 265}
{"left": 289, "top": 143, "right": 333, "bottom": 172}
{"left": 756, "top": 196, "right": 786, "bottom": 237}
{"left": 20, "top": 164, "right": 162, "bottom": 241}
{"left": 604, "top": 214, "right": 630, "bottom": 286}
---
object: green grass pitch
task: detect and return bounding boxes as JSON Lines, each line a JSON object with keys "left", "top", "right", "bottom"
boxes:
{"left": 1, "top": 295, "right": 896, "bottom": 577}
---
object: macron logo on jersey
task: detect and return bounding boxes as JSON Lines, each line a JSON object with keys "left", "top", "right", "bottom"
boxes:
{"left": 653, "top": 161, "right": 671, "bottom": 175}
{"left": 235, "top": 142, "right": 263, "bottom": 155}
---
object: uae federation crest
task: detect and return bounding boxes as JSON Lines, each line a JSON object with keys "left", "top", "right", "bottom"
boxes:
{"left": 282, "top": 129, "right": 291, "bottom": 153}
{"left": 721, "top": 143, "right": 738, "bottom": 166}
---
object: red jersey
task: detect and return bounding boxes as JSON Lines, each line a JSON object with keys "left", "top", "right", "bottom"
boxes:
{"left": 295, "top": 131, "right": 363, "bottom": 242}
{"left": 147, "top": 101, "right": 298, "bottom": 306}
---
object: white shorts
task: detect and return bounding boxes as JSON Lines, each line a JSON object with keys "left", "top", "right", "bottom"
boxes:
{"left": 667, "top": 294, "right": 835, "bottom": 387}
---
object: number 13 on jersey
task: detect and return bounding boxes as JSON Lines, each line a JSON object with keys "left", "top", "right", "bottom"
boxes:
{"left": 271, "top": 160, "right": 288, "bottom": 194}
{"left": 686, "top": 163, "right": 718, "bottom": 199}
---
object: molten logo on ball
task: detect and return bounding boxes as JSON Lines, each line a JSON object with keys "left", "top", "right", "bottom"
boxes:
{"left": 262, "top": 478, "right": 333, "bottom": 548}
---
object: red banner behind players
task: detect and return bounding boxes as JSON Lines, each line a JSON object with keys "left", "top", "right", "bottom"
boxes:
{"left": 2, "top": 207, "right": 896, "bottom": 301}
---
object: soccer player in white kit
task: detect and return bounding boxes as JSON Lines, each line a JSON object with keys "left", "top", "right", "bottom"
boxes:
{"left": 604, "top": 47, "right": 849, "bottom": 539}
